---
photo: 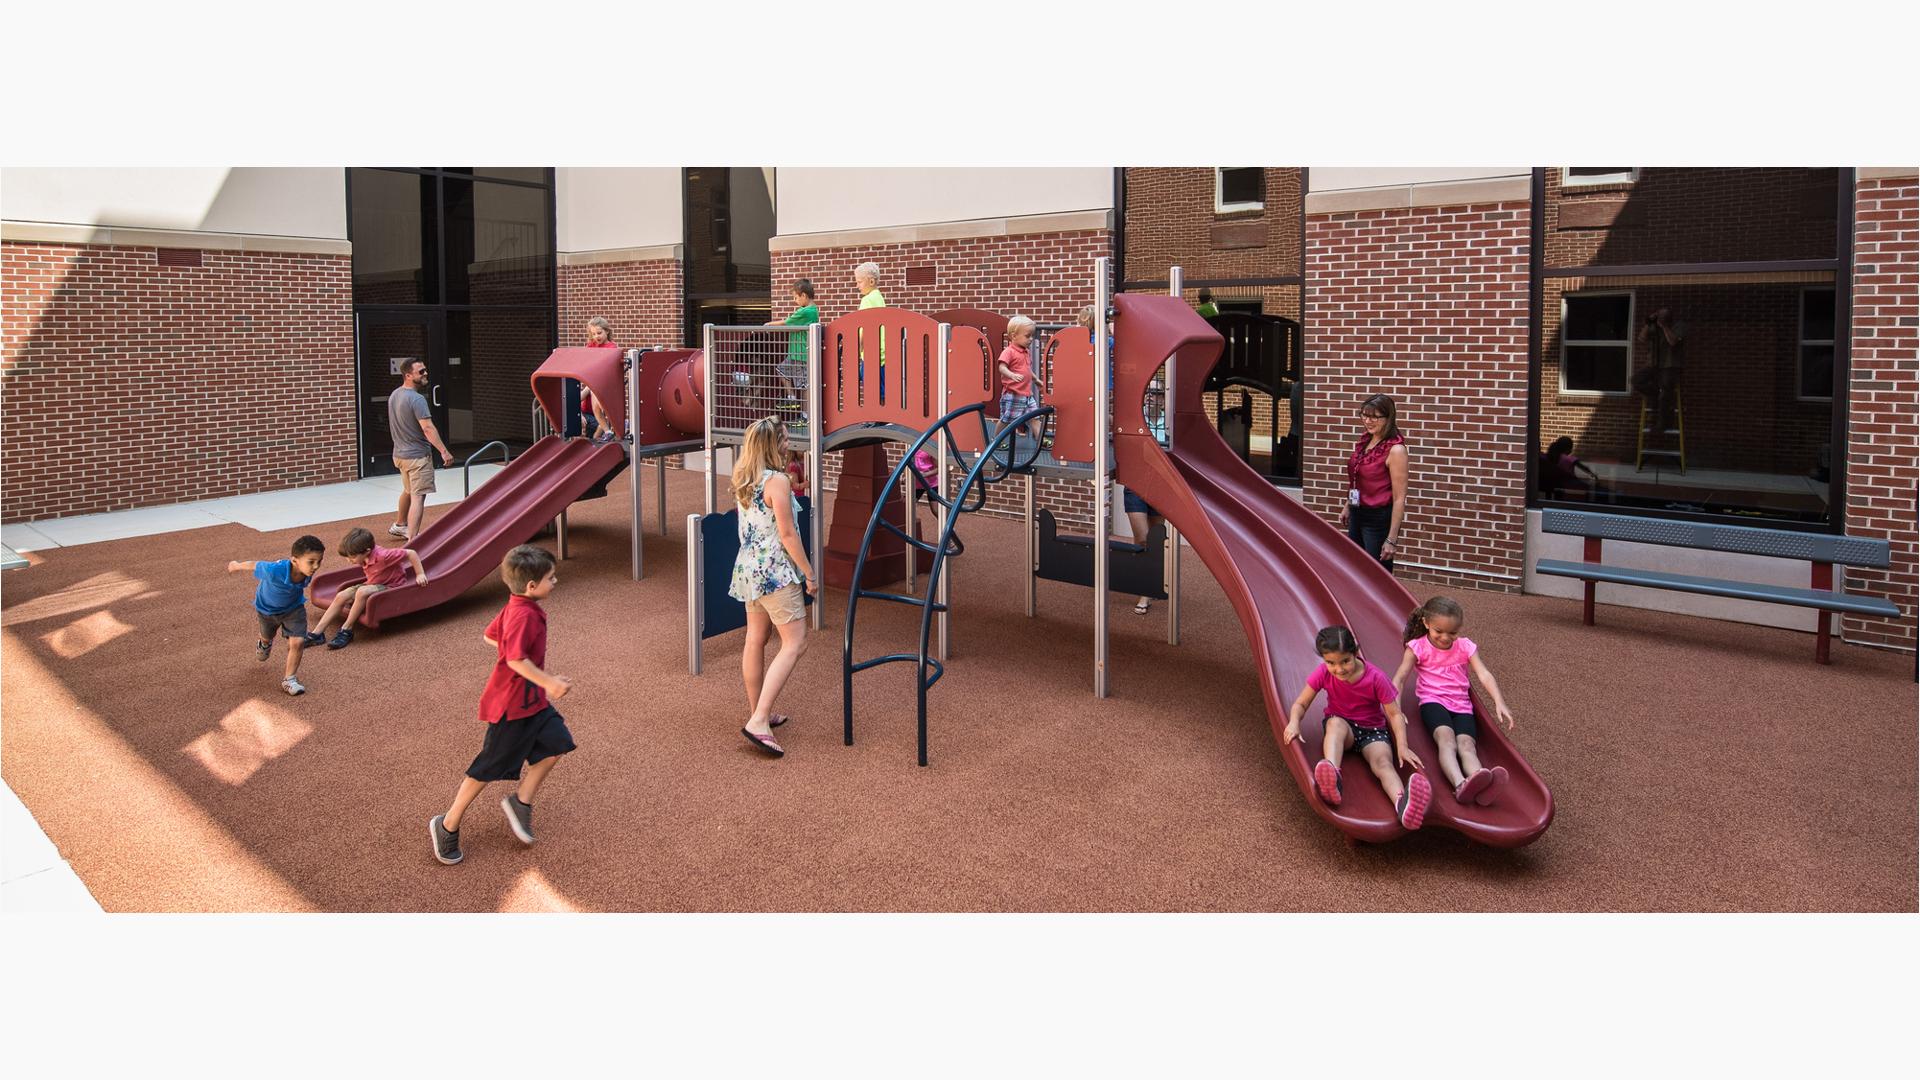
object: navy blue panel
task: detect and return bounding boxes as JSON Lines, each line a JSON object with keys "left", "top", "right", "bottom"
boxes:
{"left": 700, "top": 496, "right": 814, "bottom": 641}
{"left": 1541, "top": 509, "right": 1891, "bottom": 568}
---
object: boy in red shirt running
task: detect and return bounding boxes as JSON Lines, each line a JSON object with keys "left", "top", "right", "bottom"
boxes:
{"left": 431, "top": 545, "right": 576, "bottom": 865}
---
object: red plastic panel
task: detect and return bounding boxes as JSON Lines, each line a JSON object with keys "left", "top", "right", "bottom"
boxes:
{"left": 820, "top": 308, "right": 945, "bottom": 434}
{"left": 944, "top": 326, "right": 995, "bottom": 453}
{"left": 532, "top": 347, "right": 627, "bottom": 434}
{"left": 635, "top": 348, "right": 704, "bottom": 444}
{"left": 1045, "top": 327, "right": 1096, "bottom": 463}
{"left": 931, "top": 308, "right": 1009, "bottom": 356}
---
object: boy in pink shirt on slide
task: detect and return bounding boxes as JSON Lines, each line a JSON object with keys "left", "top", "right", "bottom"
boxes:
{"left": 310, "top": 526, "right": 428, "bottom": 650}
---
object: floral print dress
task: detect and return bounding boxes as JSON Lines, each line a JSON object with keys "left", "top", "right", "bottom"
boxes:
{"left": 729, "top": 469, "right": 803, "bottom": 602}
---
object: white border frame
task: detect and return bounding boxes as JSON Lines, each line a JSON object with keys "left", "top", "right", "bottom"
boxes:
{"left": 1214, "top": 167, "right": 1264, "bottom": 213}
{"left": 1563, "top": 167, "right": 1640, "bottom": 186}
{"left": 1559, "top": 290, "right": 1635, "bottom": 396}
{"left": 1797, "top": 285, "right": 1836, "bottom": 402}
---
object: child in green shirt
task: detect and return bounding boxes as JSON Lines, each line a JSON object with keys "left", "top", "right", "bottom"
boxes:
{"left": 770, "top": 278, "right": 819, "bottom": 414}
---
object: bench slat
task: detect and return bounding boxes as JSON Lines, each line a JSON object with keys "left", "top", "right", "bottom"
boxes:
{"left": 1536, "top": 559, "right": 1902, "bottom": 616}
{"left": 1541, "top": 509, "right": 1891, "bottom": 569}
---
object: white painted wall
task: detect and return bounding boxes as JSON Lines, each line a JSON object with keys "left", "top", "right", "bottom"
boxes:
{"left": 555, "top": 167, "right": 681, "bottom": 252}
{"left": 1, "top": 167, "right": 347, "bottom": 238}
{"left": 1309, "top": 168, "right": 1529, "bottom": 193}
{"left": 778, "top": 168, "right": 1113, "bottom": 236}
{"left": 1524, "top": 509, "right": 1833, "bottom": 633}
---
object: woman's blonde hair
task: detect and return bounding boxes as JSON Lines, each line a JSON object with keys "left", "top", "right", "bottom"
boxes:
{"left": 731, "top": 417, "right": 790, "bottom": 508}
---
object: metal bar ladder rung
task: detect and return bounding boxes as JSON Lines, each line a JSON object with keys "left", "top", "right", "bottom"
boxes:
{"left": 851, "top": 589, "right": 949, "bottom": 613}
{"left": 848, "top": 654, "right": 947, "bottom": 686}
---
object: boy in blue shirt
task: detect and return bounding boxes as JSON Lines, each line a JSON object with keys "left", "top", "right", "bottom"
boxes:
{"left": 227, "top": 534, "right": 326, "bottom": 696}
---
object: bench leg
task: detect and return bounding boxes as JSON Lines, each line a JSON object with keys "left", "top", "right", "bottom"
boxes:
{"left": 1583, "top": 581, "right": 1595, "bottom": 626}
{"left": 1816, "top": 611, "right": 1832, "bottom": 665}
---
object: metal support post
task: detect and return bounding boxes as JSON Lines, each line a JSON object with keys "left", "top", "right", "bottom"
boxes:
{"left": 555, "top": 510, "right": 569, "bottom": 560}
{"left": 687, "top": 513, "right": 704, "bottom": 674}
{"left": 657, "top": 455, "right": 668, "bottom": 536}
{"left": 1093, "top": 256, "right": 1111, "bottom": 698}
{"left": 1024, "top": 470, "right": 1037, "bottom": 618}
{"left": 1167, "top": 266, "right": 1182, "bottom": 455}
{"left": 1166, "top": 524, "right": 1182, "bottom": 645}
{"left": 935, "top": 322, "right": 951, "bottom": 662}
{"left": 904, "top": 443, "right": 917, "bottom": 593}
{"left": 702, "top": 323, "right": 717, "bottom": 516}
{"left": 808, "top": 322, "right": 823, "bottom": 630}
{"left": 629, "top": 348, "right": 644, "bottom": 580}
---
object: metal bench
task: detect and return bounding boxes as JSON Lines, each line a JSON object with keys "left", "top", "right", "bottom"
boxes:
{"left": 1535, "top": 508, "right": 1901, "bottom": 664}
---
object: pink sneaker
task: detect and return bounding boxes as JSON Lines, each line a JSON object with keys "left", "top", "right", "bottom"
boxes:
{"left": 1397, "top": 773, "right": 1432, "bottom": 830}
{"left": 1313, "top": 759, "right": 1343, "bottom": 806}
{"left": 1455, "top": 769, "right": 1495, "bottom": 804}
{"left": 1474, "top": 766, "right": 1509, "bottom": 807}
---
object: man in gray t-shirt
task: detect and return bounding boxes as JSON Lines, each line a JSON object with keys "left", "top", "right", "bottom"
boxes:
{"left": 388, "top": 359, "right": 453, "bottom": 541}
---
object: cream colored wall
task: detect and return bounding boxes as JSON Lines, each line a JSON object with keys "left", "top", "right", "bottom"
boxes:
{"left": 1308, "top": 168, "right": 1529, "bottom": 192}
{"left": 1, "top": 167, "right": 346, "bottom": 238}
{"left": 777, "top": 168, "right": 1113, "bottom": 236}
{"left": 555, "top": 167, "right": 681, "bottom": 253}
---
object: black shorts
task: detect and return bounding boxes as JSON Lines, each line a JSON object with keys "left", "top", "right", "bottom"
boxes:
{"left": 466, "top": 705, "right": 576, "bottom": 782}
{"left": 1333, "top": 716, "right": 1393, "bottom": 751}
{"left": 1419, "top": 702, "right": 1479, "bottom": 740}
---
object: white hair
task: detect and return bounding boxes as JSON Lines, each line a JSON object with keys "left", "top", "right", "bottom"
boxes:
{"left": 854, "top": 261, "right": 882, "bottom": 286}
{"left": 1007, "top": 315, "right": 1037, "bottom": 338}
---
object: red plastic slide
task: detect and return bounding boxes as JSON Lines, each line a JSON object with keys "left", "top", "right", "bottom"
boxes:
{"left": 310, "top": 435, "right": 625, "bottom": 628}
{"left": 1111, "top": 294, "right": 1553, "bottom": 847}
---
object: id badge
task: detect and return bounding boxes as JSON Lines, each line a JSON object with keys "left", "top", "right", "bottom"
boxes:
{"left": 1348, "top": 488, "right": 1361, "bottom": 506}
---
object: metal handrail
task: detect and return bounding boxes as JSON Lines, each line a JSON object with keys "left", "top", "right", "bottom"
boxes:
{"left": 464, "top": 440, "right": 513, "bottom": 497}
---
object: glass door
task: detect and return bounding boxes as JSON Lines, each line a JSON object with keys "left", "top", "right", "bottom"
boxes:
{"left": 356, "top": 309, "right": 447, "bottom": 476}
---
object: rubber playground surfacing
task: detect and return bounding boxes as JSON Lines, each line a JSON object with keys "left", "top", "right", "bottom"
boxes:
{"left": 2, "top": 467, "right": 1914, "bottom": 913}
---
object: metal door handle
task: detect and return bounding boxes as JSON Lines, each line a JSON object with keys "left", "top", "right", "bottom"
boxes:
{"left": 432, "top": 385, "right": 442, "bottom": 406}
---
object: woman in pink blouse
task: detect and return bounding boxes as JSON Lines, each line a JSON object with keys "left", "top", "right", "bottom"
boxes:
{"left": 1339, "top": 394, "right": 1409, "bottom": 570}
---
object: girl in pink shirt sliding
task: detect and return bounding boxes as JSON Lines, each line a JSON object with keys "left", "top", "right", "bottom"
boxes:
{"left": 1283, "top": 625, "right": 1431, "bottom": 830}
{"left": 1390, "top": 596, "right": 1516, "bottom": 806}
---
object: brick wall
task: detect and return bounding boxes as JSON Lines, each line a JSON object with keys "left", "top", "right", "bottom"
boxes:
{"left": 1842, "top": 176, "right": 1918, "bottom": 650}
{"left": 1122, "top": 168, "right": 1304, "bottom": 285}
{"left": 1538, "top": 278, "right": 1835, "bottom": 475}
{"left": 557, "top": 257, "right": 683, "bottom": 351}
{"left": 771, "top": 228, "right": 1114, "bottom": 530}
{"left": 1303, "top": 202, "right": 1533, "bottom": 594}
{"left": 1546, "top": 168, "right": 1840, "bottom": 267}
{"left": 2, "top": 240, "right": 355, "bottom": 523}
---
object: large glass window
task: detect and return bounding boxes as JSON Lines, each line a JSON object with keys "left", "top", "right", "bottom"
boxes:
{"left": 349, "top": 168, "right": 438, "bottom": 305}
{"left": 1533, "top": 168, "right": 1847, "bottom": 527}
{"left": 684, "top": 167, "right": 775, "bottom": 344}
{"left": 1215, "top": 167, "right": 1264, "bottom": 212}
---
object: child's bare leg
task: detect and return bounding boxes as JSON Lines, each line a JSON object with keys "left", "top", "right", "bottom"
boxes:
{"left": 1322, "top": 716, "right": 1352, "bottom": 768}
{"left": 748, "top": 618, "right": 808, "bottom": 729}
{"left": 1456, "top": 733, "right": 1485, "bottom": 779}
{"left": 593, "top": 400, "right": 613, "bottom": 437}
{"left": 343, "top": 586, "right": 374, "bottom": 630}
{"left": 1361, "top": 741, "right": 1405, "bottom": 802}
{"left": 1433, "top": 727, "right": 1466, "bottom": 789}
{"left": 315, "top": 584, "right": 356, "bottom": 636}
{"left": 742, "top": 607, "right": 772, "bottom": 723}
{"left": 444, "top": 777, "right": 486, "bottom": 832}
{"left": 516, "top": 756, "right": 559, "bottom": 805}
{"left": 284, "top": 638, "right": 304, "bottom": 679}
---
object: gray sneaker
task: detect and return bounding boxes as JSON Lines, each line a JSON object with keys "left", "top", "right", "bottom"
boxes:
{"left": 255, "top": 639, "right": 272, "bottom": 662}
{"left": 430, "top": 814, "right": 463, "bottom": 865}
{"left": 281, "top": 676, "right": 306, "bottom": 696}
{"left": 501, "top": 795, "right": 535, "bottom": 845}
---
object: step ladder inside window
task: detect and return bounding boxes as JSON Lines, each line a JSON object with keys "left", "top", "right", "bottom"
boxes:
{"left": 1635, "top": 389, "right": 1686, "bottom": 474}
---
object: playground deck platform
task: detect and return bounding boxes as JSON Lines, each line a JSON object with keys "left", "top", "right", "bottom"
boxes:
{"left": 2, "top": 467, "right": 1913, "bottom": 912}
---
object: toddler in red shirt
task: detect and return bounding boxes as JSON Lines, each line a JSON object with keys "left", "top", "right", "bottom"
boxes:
{"left": 430, "top": 545, "right": 576, "bottom": 865}
{"left": 996, "top": 315, "right": 1046, "bottom": 447}
{"left": 1283, "top": 624, "right": 1432, "bottom": 830}
{"left": 310, "top": 527, "right": 428, "bottom": 649}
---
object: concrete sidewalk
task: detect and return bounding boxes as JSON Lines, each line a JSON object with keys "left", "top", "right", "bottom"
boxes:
{"left": 1, "top": 783, "right": 101, "bottom": 912}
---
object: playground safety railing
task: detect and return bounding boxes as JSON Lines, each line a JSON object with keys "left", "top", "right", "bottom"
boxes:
{"left": 463, "top": 440, "right": 513, "bottom": 497}
{"left": 707, "top": 325, "right": 814, "bottom": 437}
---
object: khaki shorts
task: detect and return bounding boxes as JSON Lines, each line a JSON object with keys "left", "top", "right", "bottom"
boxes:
{"left": 746, "top": 582, "right": 807, "bottom": 625}
{"left": 394, "top": 455, "right": 436, "bottom": 495}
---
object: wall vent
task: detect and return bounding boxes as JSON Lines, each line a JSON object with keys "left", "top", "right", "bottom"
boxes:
{"left": 906, "top": 265, "right": 935, "bottom": 286}
{"left": 157, "top": 248, "right": 203, "bottom": 267}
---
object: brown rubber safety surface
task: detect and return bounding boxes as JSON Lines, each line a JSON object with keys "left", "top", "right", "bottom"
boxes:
{"left": 3, "top": 468, "right": 1914, "bottom": 912}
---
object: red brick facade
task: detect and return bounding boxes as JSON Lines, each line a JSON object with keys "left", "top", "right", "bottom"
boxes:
{"left": 1842, "top": 176, "right": 1918, "bottom": 649}
{"left": 557, "top": 256, "right": 684, "bottom": 351}
{"left": 770, "top": 228, "right": 1115, "bottom": 531}
{"left": 1544, "top": 168, "right": 1840, "bottom": 267}
{"left": 1302, "top": 202, "right": 1534, "bottom": 594}
{"left": 2, "top": 240, "right": 355, "bottom": 522}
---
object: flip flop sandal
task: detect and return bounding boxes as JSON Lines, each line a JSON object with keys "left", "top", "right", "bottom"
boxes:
{"left": 1133, "top": 598, "right": 1152, "bottom": 615}
{"left": 1474, "top": 766, "right": 1509, "bottom": 807}
{"left": 1455, "top": 769, "right": 1495, "bottom": 804}
{"left": 1313, "top": 759, "right": 1343, "bottom": 806}
{"left": 741, "top": 727, "right": 784, "bottom": 757}
{"left": 771, "top": 713, "right": 790, "bottom": 728}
